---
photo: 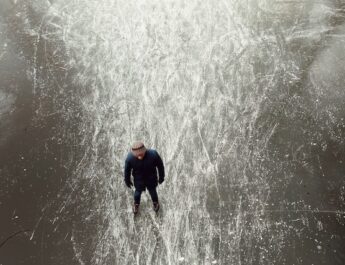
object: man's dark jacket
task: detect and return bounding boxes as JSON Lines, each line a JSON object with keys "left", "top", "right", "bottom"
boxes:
{"left": 124, "top": 149, "right": 165, "bottom": 191}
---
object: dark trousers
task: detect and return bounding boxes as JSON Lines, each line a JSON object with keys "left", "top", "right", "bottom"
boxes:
{"left": 134, "top": 186, "right": 158, "bottom": 204}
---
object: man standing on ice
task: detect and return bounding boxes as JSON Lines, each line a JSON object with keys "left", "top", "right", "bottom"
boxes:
{"left": 124, "top": 141, "right": 165, "bottom": 214}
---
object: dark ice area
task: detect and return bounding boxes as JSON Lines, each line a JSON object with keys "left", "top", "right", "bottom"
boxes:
{"left": 0, "top": 0, "right": 345, "bottom": 264}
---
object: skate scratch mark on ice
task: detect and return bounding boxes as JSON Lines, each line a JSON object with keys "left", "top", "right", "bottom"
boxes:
{"left": 146, "top": 211, "right": 172, "bottom": 265}
{"left": 0, "top": 51, "right": 5, "bottom": 61}
{"left": 197, "top": 121, "right": 223, "bottom": 247}
{"left": 30, "top": 199, "right": 56, "bottom": 240}
{"left": 0, "top": 229, "right": 31, "bottom": 249}
{"left": 30, "top": 212, "right": 45, "bottom": 241}
{"left": 71, "top": 230, "right": 86, "bottom": 265}
{"left": 31, "top": 11, "right": 47, "bottom": 96}
{"left": 264, "top": 209, "right": 345, "bottom": 215}
{"left": 228, "top": 208, "right": 345, "bottom": 216}
{"left": 197, "top": 123, "right": 220, "bottom": 194}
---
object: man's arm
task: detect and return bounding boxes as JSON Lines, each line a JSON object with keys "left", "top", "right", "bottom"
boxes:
{"left": 155, "top": 151, "right": 165, "bottom": 184}
{"left": 124, "top": 156, "right": 133, "bottom": 187}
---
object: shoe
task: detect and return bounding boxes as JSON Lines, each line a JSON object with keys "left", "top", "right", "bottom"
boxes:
{"left": 133, "top": 203, "right": 140, "bottom": 214}
{"left": 153, "top": 202, "right": 160, "bottom": 212}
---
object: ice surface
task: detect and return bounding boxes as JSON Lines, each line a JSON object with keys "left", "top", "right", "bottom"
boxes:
{"left": 0, "top": 0, "right": 345, "bottom": 264}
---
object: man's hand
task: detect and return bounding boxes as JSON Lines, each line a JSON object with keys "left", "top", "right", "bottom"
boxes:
{"left": 158, "top": 178, "right": 164, "bottom": 184}
{"left": 125, "top": 180, "right": 133, "bottom": 188}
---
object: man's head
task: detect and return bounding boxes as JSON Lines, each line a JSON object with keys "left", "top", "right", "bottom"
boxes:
{"left": 131, "top": 141, "right": 146, "bottom": 160}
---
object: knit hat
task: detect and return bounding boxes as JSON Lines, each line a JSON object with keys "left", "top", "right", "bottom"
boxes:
{"left": 131, "top": 141, "right": 146, "bottom": 152}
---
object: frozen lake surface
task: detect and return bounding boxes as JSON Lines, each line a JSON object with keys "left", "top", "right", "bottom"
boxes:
{"left": 0, "top": 0, "right": 345, "bottom": 264}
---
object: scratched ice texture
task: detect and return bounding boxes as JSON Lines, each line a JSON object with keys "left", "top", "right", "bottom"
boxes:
{"left": 0, "top": 0, "right": 345, "bottom": 264}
